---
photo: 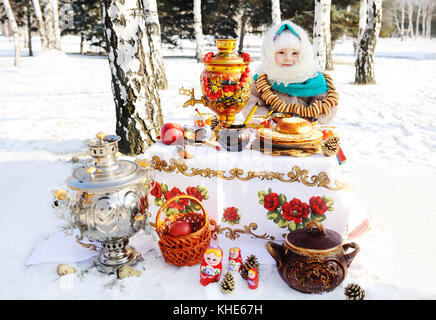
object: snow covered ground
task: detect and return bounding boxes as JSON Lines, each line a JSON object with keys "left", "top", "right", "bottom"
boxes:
{"left": 0, "top": 34, "right": 436, "bottom": 300}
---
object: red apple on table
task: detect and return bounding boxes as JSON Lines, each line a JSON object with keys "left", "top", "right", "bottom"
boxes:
{"left": 161, "top": 123, "right": 184, "bottom": 145}
{"left": 168, "top": 221, "right": 192, "bottom": 237}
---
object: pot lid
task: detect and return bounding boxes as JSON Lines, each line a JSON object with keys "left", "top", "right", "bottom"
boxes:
{"left": 286, "top": 221, "right": 342, "bottom": 250}
{"left": 66, "top": 133, "right": 146, "bottom": 193}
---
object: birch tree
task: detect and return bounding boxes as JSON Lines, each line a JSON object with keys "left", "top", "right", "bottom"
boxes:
{"left": 415, "top": 0, "right": 421, "bottom": 37}
{"left": 406, "top": 0, "right": 414, "bottom": 38}
{"left": 193, "top": 0, "right": 204, "bottom": 62}
{"left": 271, "top": 0, "right": 281, "bottom": 25}
{"left": 51, "top": 0, "right": 62, "bottom": 50}
{"left": 101, "top": 0, "right": 163, "bottom": 155}
{"left": 313, "top": 0, "right": 332, "bottom": 72}
{"left": 32, "top": 0, "right": 48, "bottom": 50}
{"left": 355, "top": 0, "right": 382, "bottom": 85}
{"left": 142, "top": 0, "right": 168, "bottom": 90}
{"left": 44, "top": 0, "right": 56, "bottom": 49}
{"left": 2, "top": 0, "right": 21, "bottom": 66}
{"left": 424, "top": 0, "right": 433, "bottom": 39}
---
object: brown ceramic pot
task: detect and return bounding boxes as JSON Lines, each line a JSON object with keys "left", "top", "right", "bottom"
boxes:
{"left": 265, "top": 221, "right": 359, "bottom": 294}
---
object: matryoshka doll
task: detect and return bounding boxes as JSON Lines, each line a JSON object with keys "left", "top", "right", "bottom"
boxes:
{"left": 247, "top": 268, "right": 259, "bottom": 289}
{"left": 227, "top": 247, "right": 243, "bottom": 273}
{"left": 200, "top": 247, "right": 223, "bottom": 286}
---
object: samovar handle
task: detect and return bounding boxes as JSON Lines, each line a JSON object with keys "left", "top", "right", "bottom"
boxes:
{"left": 51, "top": 189, "right": 76, "bottom": 236}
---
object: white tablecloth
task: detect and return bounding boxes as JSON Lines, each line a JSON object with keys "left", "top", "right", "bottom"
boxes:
{"left": 142, "top": 141, "right": 369, "bottom": 264}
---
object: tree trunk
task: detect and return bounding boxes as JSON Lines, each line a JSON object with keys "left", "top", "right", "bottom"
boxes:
{"left": 26, "top": 1, "right": 33, "bottom": 56}
{"left": 425, "top": 0, "right": 433, "bottom": 39}
{"left": 51, "top": 0, "right": 62, "bottom": 50}
{"left": 407, "top": 0, "right": 414, "bottom": 38}
{"left": 271, "top": 0, "right": 281, "bottom": 25}
{"left": 44, "top": 0, "right": 56, "bottom": 49}
{"left": 80, "top": 33, "right": 85, "bottom": 54}
{"left": 393, "top": 0, "right": 401, "bottom": 35}
{"left": 313, "top": 0, "right": 332, "bottom": 72}
{"left": 193, "top": 0, "right": 204, "bottom": 62}
{"left": 2, "top": 0, "right": 21, "bottom": 66}
{"left": 238, "top": 8, "right": 248, "bottom": 53}
{"left": 142, "top": 0, "right": 168, "bottom": 90}
{"left": 32, "top": 0, "right": 48, "bottom": 50}
{"left": 355, "top": 0, "right": 382, "bottom": 85}
{"left": 416, "top": 1, "right": 421, "bottom": 38}
{"left": 421, "top": 0, "right": 427, "bottom": 37}
{"left": 400, "top": 0, "right": 405, "bottom": 39}
{"left": 101, "top": 0, "right": 164, "bottom": 155}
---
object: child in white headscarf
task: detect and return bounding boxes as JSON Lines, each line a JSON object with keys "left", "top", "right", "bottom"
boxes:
{"left": 243, "top": 21, "right": 339, "bottom": 124}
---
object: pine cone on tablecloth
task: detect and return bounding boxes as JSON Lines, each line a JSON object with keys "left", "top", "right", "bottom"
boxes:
{"left": 344, "top": 283, "right": 366, "bottom": 300}
{"left": 322, "top": 135, "right": 341, "bottom": 157}
{"left": 220, "top": 272, "right": 235, "bottom": 294}
{"left": 210, "top": 115, "right": 219, "bottom": 131}
{"left": 241, "top": 255, "right": 260, "bottom": 280}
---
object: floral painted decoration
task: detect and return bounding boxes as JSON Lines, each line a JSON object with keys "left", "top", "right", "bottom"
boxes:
{"left": 151, "top": 182, "right": 209, "bottom": 216}
{"left": 203, "top": 52, "right": 215, "bottom": 64}
{"left": 241, "top": 52, "right": 252, "bottom": 62}
{"left": 258, "top": 188, "right": 334, "bottom": 232}
{"left": 202, "top": 67, "right": 251, "bottom": 101}
{"left": 222, "top": 206, "right": 241, "bottom": 225}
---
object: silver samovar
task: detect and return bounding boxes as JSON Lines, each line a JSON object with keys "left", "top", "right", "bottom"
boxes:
{"left": 52, "top": 132, "right": 156, "bottom": 274}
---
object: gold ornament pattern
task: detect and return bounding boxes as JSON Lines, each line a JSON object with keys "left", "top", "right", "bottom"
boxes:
{"left": 210, "top": 221, "right": 275, "bottom": 241}
{"left": 150, "top": 156, "right": 350, "bottom": 191}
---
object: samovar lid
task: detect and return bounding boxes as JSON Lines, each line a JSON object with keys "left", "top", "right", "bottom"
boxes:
{"left": 66, "top": 133, "right": 147, "bottom": 193}
{"left": 206, "top": 39, "right": 247, "bottom": 66}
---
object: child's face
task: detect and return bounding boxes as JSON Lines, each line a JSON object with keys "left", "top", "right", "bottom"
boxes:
{"left": 274, "top": 48, "right": 300, "bottom": 67}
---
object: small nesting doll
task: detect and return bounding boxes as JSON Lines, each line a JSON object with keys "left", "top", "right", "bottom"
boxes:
{"left": 247, "top": 268, "right": 259, "bottom": 289}
{"left": 227, "top": 247, "right": 243, "bottom": 273}
{"left": 200, "top": 246, "right": 223, "bottom": 286}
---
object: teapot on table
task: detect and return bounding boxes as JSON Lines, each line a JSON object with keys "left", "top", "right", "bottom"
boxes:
{"left": 265, "top": 221, "right": 359, "bottom": 294}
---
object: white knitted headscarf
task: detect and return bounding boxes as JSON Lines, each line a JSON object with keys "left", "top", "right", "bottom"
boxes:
{"left": 256, "top": 21, "right": 321, "bottom": 85}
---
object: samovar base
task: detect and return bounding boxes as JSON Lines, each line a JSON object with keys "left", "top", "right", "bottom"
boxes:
{"left": 94, "top": 238, "right": 143, "bottom": 274}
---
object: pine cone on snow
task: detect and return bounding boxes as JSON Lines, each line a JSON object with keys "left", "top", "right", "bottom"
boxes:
{"left": 220, "top": 272, "right": 235, "bottom": 294}
{"left": 117, "top": 265, "right": 142, "bottom": 279}
{"left": 241, "top": 254, "right": 260, "bottom": 280}
{"left": 344, "top": 283, "right": 366, "bottom": 300}
{"left": 322, "top": 135, "right": 340, "bottom": 157}
{"left": 56, "top": 264, "right": 77, "bottom": 276}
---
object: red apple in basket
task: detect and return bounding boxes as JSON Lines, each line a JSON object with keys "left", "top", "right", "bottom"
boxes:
{"left": 161, "top": 123, "right": 184, "bottom": 145}
{"left": 168, "top": 221, "right": 192, "bottom": 237}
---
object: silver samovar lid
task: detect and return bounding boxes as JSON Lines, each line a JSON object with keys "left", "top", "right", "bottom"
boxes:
{"left": 66, "top": 132, "right": 147, "bottom": 193}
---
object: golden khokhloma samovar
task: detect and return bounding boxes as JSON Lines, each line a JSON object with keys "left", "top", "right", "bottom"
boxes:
{"left": 180, "top": 39, "right": 253, "bottom": 125}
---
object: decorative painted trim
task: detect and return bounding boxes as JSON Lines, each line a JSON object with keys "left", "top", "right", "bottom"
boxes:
{"left": 210, "top": 221, "right": 276, "bottom": 241}
{"left": 150, "top": 155, "right": 350, "bottom": 191}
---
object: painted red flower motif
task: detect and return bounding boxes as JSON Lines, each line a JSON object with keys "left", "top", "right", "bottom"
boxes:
{"left": 164, "top": 187, "right": 189, "bottom": 210}
{"left": 150, "top": 182, "right": 162, "bottom": 198}
{"left": 241, "top": 52, "right": 252, "bottom": 62}
{"left": 203, "top": 52, "right": 214, "bottom": 63}
{"left": 263, "top": 192, "right": 280, "bottom": 211}
{"left": 223, "top": 207, "right": 238, "bottom": 222}
{"left": 186, "top": 186, "right": 203, "bottom": 201}
{"left": 283, "top": 198, "right": 310, "bottom": 223}
{"left": 309, "top": 196, "right": 328, "bottom": 215}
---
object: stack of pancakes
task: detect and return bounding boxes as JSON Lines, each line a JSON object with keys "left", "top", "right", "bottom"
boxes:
{"left": 256, "top": 117, "right": 323, "bottom": 153}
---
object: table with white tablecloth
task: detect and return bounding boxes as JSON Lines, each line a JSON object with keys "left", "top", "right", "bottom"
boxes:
{"left": 142, "top": 140, "right": 369, "bottom": 264}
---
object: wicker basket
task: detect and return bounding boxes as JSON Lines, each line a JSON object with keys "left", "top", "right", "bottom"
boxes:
{"left": 155, "top": 195, "right": 211, "bottom": 266}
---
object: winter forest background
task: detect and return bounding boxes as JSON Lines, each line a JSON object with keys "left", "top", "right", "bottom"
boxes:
{"left": 1, "top": 0, "right": 436, "bottom": 300}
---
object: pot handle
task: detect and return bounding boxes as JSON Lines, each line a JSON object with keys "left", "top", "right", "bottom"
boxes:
{"left": 342, "top": 242, "right": 360, "bottom": 267}
{"left": 265, "top": 241, "right": 284, "bottom": 269}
